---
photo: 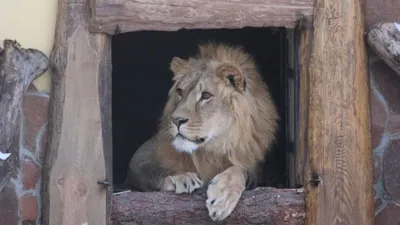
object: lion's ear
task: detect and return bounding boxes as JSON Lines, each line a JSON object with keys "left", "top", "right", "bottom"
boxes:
{"left": 216, "top": 64, "right": 246, "bottom": 92}
{"left": 170, "top": 57, "right": 189, "bottom": 75}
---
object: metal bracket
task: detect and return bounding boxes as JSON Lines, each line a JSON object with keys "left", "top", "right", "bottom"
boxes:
{"left": 97, "top": 179, "right": 110, "bottom": 187}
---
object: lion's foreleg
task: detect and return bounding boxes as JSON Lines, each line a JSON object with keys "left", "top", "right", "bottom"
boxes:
{"left": 205, "top": 166, "right": 246, "bottom": 221}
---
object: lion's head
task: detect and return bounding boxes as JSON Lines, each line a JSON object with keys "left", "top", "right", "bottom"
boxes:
{"left": 159, "top": 43, "right": 279, "bottom": 165}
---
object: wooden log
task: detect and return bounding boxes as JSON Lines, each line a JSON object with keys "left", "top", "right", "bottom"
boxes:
{"left": 89, "top": 0, "right": 314, "bottom": 35}
{"left": 367, "top": 22, "right": 400, "bottom": 76}
{"left": 111, "top": 187, "right": 305, "bottom": 225}
{"left": 300, "top": 0, "right": 373, "bottom": 223}
{"left": 0, "top": 39, "right": 49, "bottom": 192}
{"left": 42, "top": 0, "right": 112, "bottom": 224}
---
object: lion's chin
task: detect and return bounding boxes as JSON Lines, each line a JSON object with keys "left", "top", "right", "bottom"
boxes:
{"left": 171, "top": 135, "right": 199, "bottom": 154}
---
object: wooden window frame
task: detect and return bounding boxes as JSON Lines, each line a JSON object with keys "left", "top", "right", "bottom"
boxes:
{"left": 42, "top": 0, "right": 373, "bottom": 225}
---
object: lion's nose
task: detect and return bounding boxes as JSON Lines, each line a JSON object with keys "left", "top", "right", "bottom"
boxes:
{"left": 171, "top": 116, "right": 189, "bottom": 129}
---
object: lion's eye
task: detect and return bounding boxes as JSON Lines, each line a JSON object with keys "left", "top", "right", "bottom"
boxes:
{"left": 176, "top": 88, "right": 183, "bottom": 97}
{"left": 201, "top": 92, "right": 212, "bottom": 100}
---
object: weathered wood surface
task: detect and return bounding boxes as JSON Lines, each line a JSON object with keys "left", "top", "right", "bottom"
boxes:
{"left": 89, "top": 0, "right": 314, "bottom": 34}
{"left": 0, "top": 40, "right": 49, "bottom": 192}
{"left": 296, "top": 30, "right": 311, "bottom": 186}
{"left": 367, "top": 22, "right": 400, "bottom": 76}
{"left": 112, "top": 187, "right": 305, "bottom": 225}
{"left": 42, "top": 0, "right": 112, "bottom": 224}
{"left": 300, "top": 0, "right": 374, "bottom": 224}
{"left": 99, "top": 18, "right": 114, "bottom": 225}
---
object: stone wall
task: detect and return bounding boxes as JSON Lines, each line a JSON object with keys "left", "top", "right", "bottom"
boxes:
{"left": 365, "top": 0, "right": 400, "bottom": 222}
{"left": 369, "top": 53, "right": 400, "bottom": 224}
{"left": 0, "top": 85, "right": 49, "bottom": 225}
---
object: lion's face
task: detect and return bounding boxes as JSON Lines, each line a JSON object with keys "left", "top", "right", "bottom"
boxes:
{"left": 166, "top": 58, "right": 239, "bottom": 153}
{"left": 160, "top": 44, "right": 278, "bottom": 158}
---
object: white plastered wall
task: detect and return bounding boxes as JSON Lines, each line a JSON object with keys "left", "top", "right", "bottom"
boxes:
{"left": 0, "top": 0, "right": 58, "bottom": 93}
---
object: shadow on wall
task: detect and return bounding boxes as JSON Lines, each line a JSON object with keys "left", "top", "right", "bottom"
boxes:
{"left": 112, "top": 27, "right": 287, "bottom": 187}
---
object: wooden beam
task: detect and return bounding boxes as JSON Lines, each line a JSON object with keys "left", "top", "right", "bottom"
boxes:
{"left": 367, "top": 22, "right": 400, "bottom": 76}
{"left": 89, "top": 0, "right": 314, "bottom": 35}
{"left": 111, "top": 187, "right": 305, "bottom": 225}
{"left": 42, "top": 0, "right": 112, "bottom": 224}
{"left": 0, "top": 40, "right": 49, "bottom": 191}
{"left": 300, "top": 0, "right": 374, "bottom": 224}
{"left": 296, "top": 30, "right": 311, "bottom": 186}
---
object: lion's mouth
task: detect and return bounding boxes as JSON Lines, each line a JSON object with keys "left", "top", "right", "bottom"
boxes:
{"left": 176, "top": 133, "right": 206, "bottom": 144}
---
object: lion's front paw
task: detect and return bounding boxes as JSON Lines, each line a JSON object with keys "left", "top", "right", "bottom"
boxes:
{"left": 161, "top": 172, "right": 203, "bottom": 194}
{"left": 206, "top": 168, "right": 246, "bottom": 221}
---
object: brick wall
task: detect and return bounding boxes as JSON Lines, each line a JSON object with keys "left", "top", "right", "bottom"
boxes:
{"left": 369, "top": 53, "right": 400, "bottom": 224}
{"left": 0, "top": 85, "right": 49, "bottom": 225}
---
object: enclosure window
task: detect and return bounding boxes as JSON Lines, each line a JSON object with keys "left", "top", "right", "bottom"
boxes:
{"left": 111, "top": 27, "right": 297, "bottom": 191}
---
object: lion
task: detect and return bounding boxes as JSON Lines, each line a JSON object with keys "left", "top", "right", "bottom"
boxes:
{"left": 124, "top": 43, "right": 279, "bottom": 221}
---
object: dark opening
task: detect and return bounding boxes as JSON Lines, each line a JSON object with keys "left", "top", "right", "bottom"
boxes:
{"left": 112, "top": 27, "right": 294, "bottom": 190}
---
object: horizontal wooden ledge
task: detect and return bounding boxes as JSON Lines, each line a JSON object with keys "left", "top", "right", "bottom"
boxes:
{"left": 89, "top": 0, "right": 314, "bottom": 35}
{"left": 111, "top": 187, "right": 305, "bottom": 225}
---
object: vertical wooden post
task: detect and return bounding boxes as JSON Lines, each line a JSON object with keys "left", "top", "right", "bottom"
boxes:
{"left": 42, "top": 0, "right": 112, "bottom": 225}
{"left": 296, "top": 30, "right": 311, "bottom": 186}
{"left": 300, "top": 0, "right": 374, "bottom": 224}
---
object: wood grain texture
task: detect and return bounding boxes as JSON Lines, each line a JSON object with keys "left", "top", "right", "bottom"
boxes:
{"left": 296, "top": 30, "right": 311, "bottom": 186}
{"left": 367, "top": 22, "right": 400, "bottom": 76}
{"left": 112, "top": 187, "right": 305, "bottom": 225}
{"left": 0, "top": 40, "right": 49, "bottom": 192}
{"left": 98, "top": 27, "right": 113, "bottom": 225}
{"left": 89, "top": 0, "right": 314, "bottom": 34}
{"left": 301, "top": 0, "right": 374, "bottom": 224}
{"left": 42, "top": 0, "right": 112, "bottom": 225}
